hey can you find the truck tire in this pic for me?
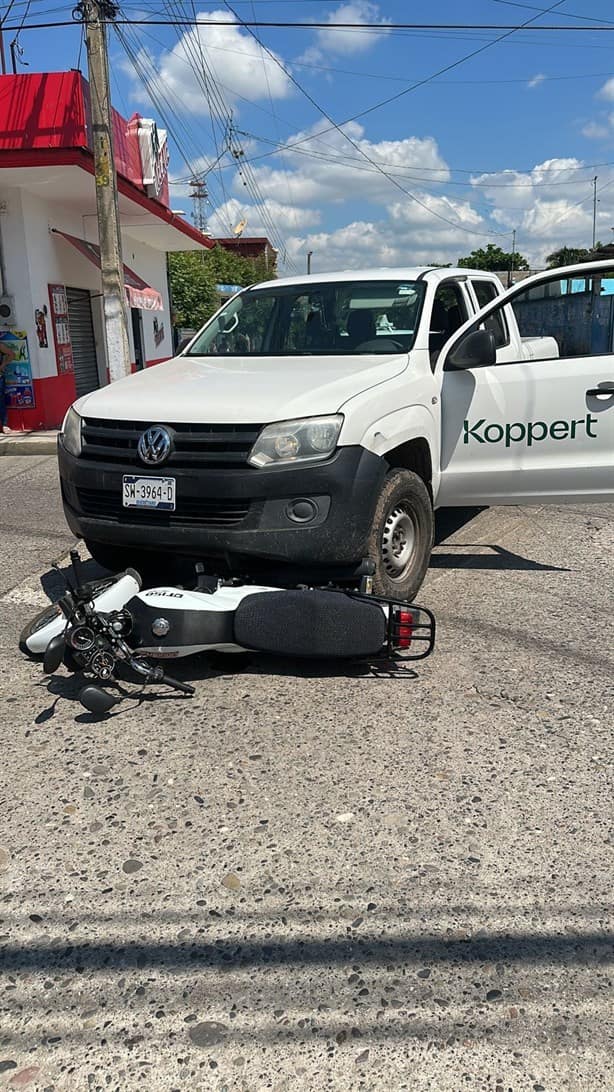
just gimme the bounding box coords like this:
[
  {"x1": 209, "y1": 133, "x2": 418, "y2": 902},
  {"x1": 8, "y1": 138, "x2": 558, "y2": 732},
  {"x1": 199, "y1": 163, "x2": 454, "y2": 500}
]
[{"x1": 366, "y1": 469, "x2": 434, "y2": 601}]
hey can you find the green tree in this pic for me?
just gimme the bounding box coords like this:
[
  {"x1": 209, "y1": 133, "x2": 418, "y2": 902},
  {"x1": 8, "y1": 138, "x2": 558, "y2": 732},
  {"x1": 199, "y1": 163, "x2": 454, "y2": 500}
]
[
  {"x1": 546, "y1": 243, "x2": 605, "y2": 267},
  {"x1": 168, "y1": 245, "x2": 276, "y2": 330},
  {"x1": 458, "y1": 243, "x2": 529, "y2": 271}
]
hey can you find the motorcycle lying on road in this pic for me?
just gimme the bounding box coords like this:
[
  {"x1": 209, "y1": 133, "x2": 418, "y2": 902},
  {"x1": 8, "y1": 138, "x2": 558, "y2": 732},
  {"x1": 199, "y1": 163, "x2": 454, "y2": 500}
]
[{"x1": 20, "y1": 551, "x2": 436, "y2": 716}]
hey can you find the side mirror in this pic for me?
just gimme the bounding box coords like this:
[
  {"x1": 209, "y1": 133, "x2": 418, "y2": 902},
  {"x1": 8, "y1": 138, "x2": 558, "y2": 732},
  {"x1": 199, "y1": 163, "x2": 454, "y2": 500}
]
[
  {"x1": 176, "y1": 336, "x2": 192, "y2": 354},
  {"x1": 446, "y1": 328, "x2": 496, "y2": 370}
]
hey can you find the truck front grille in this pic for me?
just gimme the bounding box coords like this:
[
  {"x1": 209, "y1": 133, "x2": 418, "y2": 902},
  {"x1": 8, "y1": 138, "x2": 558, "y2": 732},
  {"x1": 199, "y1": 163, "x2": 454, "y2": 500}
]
[
  {"x1": 81, "y1": 418, "x2": 262, "y2": 469},
  {"x1": 76, "y1": 487, "x2": 252, "y2": 528}
]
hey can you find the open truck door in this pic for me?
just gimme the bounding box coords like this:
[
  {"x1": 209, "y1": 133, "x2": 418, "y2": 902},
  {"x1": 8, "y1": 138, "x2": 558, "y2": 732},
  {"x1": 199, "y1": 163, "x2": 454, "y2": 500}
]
[{"x1": 436, "y1": 261, "x2": 614, "y2": 506}]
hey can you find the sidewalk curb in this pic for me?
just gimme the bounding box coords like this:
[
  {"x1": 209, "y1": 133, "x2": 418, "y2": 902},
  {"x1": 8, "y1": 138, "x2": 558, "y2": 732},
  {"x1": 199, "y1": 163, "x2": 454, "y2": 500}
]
[{"x1": 0, "y1": 432, "x2": 59, "y2": 456}]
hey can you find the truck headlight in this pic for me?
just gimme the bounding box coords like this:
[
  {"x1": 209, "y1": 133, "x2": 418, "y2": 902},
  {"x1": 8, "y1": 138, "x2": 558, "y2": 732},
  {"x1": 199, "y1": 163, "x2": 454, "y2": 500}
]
[
  {"x1": 62, "y1": 406, "x2": 83, "y2": 458},
  {"x1": 248, "y1": 415, "x2": 343, "y2": 467}
]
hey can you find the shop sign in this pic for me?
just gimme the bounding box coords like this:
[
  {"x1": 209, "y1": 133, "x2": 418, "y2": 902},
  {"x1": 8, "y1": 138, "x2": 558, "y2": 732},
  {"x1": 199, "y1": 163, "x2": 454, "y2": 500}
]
[
  {"x1": 138, "y1": 119, "x2": 169, "y2": 201},
  {"x1": 48, "y1": 284, "x2": 74, "y2": 374},
  {"x1": 1, "y1": 331, "x2": 35, "y2": 409}
]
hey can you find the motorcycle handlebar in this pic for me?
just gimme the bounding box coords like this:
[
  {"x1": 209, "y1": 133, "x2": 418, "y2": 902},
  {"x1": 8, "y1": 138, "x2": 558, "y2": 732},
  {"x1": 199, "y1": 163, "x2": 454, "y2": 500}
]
[{"x1": 160, "y1": 674, "x2": 195, "y2": 696}]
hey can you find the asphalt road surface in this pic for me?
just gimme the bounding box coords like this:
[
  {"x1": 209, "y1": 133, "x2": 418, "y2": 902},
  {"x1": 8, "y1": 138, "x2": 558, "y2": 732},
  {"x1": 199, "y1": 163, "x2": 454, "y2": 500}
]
[{"x1": 0, "y1": 455, "x2": 612, "y2": 1091}]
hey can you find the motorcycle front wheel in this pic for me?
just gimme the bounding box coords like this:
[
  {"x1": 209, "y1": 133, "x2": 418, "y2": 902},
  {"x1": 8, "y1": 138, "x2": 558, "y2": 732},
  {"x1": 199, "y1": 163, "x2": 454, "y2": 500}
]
[{"x1": 19, "y1": 573, "x2": 121, "y2": 660}]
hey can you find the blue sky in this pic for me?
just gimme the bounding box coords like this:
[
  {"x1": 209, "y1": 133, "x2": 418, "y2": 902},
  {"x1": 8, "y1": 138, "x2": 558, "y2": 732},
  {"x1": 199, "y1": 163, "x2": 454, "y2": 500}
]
[{"x1": 9, "y1": 0, "x2": 614, "y2": 272}]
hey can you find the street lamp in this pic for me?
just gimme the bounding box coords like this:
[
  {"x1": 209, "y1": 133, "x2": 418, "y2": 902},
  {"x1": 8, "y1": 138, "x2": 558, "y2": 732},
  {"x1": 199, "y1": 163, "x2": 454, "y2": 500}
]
[{"x1": 307, "y1": 251, "x2": 313, "y2": 274}]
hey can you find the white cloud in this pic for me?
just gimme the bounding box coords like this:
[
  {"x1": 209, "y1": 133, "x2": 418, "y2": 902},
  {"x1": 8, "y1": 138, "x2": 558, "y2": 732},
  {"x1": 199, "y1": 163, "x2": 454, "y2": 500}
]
[
  {"x1": 581, "y1": 79, "x2": 614, "y2": 141},
  {"x1": 470, "y1": 157, "x2": 614, "y2": 263},
  {"x1": 527, "y1": 73, "x2": 546, "y2": 89},
  {"x1": 170, "y1": 119, "x2": 614, "y2": 274},
  {"x1": 283, "y1": 202, "x2": 488, "y2": 275},
  {"x1": 582, "y1": 120, "x2": 611, "y2": 141},
  {"x1": 243, "y1": 121, "x2": 451, "y2": 208},
  {"x1": 597, "y1": 77, "x2": 614, "y2": 102},
  {"x1": 204, "y1": 190, "x2": 490, "y2": 275},
  {"x1": 125, "y1": 10, "x2": 293, "y2": 116},
  {"x1": 298, "y1": 1, "x2": 390, "y2": 64},
  {"x1": 207, "y1": 197, "x2": 322, "y2": 238}
]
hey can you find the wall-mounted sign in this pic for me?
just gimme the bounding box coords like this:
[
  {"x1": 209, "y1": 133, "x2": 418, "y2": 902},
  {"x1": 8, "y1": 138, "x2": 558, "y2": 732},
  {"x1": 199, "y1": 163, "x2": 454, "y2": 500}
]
[
  {"x1": 48, "y1": 283, "x2": 74, "y2": 374},
  {"x1": 137, "y1": 119, "x2": 170, "y2": 203},
  {"x1": 1, "y1": 330, "x2": 35, "y2": 409}
]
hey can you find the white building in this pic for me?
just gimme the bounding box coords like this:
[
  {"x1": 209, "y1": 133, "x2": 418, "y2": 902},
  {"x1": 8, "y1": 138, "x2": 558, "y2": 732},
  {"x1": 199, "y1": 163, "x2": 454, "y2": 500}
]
[{"x1": 0, "y1": 70, "x2": 211, "y2": 430}]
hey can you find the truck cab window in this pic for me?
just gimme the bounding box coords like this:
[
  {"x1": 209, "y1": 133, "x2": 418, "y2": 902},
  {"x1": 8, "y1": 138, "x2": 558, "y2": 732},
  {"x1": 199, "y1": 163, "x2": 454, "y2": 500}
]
[
  {"x1": 186, "y1": 280, "x2": 427, "y2": 357},
  {"x1": 429, "y1": 283, "x2": 469, "y2": 365},
  {"x1": 471, "y1": 279, "x2": 509, "y2": 349},
  {"x1": 512, "y1": 270, "x2": 614, "y2": 358}
]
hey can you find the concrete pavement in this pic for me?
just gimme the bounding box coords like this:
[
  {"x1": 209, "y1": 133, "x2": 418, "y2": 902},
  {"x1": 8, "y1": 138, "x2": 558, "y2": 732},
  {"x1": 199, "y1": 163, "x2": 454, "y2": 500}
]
[
  {"x1": 0, "y1": 456, "x2": 612, "y2": 1090},
  {"x1": 0, "y1": 432, "x2": 58, "y2": 457}
]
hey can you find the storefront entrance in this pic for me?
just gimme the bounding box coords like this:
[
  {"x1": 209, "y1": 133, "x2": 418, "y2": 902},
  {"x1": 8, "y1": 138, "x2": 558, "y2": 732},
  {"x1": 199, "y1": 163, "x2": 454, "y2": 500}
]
[{"x1": 66, "y1": 287, "x2": 99, "y2": 397}]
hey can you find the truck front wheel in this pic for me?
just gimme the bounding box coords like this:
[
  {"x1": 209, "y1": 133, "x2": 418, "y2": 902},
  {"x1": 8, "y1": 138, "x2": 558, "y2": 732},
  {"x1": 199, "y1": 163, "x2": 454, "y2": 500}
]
[{"x1": 367, "y1": 469, "x2": 434, "y2": 601}]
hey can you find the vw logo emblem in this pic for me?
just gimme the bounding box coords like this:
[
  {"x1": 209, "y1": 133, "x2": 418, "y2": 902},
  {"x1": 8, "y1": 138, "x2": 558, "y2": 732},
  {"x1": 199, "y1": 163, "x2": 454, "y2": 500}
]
[{"x1": 137, "y1": 425, "x2": 172, "y2": 466}]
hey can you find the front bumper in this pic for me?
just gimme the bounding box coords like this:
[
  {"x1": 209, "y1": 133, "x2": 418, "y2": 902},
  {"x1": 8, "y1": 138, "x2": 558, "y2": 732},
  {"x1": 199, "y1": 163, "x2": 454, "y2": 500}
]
[{"x1": 58, "y1": 439, "x2": 387, "y2": 568}]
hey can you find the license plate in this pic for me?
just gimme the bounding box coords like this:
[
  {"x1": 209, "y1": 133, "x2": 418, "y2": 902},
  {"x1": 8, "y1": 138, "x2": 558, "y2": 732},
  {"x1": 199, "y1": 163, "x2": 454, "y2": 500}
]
[{"x1": 122, "y1": 475, "x2": 176, "y2": 511}]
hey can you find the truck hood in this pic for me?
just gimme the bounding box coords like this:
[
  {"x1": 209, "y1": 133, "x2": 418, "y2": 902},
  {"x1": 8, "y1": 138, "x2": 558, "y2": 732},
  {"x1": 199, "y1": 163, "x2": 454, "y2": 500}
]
[{"x1": 75, "y1": 352, "x2": 408, "y2": 424}]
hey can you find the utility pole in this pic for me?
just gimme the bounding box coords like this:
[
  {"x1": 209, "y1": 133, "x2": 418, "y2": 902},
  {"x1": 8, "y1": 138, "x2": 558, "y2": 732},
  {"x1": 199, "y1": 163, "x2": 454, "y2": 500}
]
[
  {"x1": 592, "y1": 176, "x2": 598, "y2": 250},
  {"x1": 82, "y1": 0, "x2": 131, "y2": 382},
  {"x1": 507, "y1": 229, "x2": 516, "y2": 288},
  {"x1": 0, "y1": 10, "x2": 6, "y2": 75},
  {"x1": 307, "y1": 250, "x2": 313, "y2": 274}
]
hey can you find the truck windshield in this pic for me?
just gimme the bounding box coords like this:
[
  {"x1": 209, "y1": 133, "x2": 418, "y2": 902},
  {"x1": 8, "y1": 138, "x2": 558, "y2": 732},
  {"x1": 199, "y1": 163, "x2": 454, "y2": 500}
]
[{"x1": 185, "y1": 280, "x2": 426, "y2": 356}]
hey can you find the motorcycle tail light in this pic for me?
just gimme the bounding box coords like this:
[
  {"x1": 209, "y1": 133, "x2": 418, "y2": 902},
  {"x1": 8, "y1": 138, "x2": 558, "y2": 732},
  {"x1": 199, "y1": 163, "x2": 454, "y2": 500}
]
[{"x1": 396, "y1": 609, "x2": 414, "y2": 648}]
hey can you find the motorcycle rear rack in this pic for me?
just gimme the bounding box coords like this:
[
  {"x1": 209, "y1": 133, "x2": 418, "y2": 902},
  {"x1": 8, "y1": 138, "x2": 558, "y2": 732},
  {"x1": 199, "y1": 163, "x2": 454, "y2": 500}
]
[{"x1": 342, "y1": 591, "x2": 436, "y2": 661}]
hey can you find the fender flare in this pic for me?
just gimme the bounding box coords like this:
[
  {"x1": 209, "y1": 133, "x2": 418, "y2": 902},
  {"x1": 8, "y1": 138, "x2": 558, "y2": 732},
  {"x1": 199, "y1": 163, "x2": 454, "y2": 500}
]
[{"x1": 358, "y1": 405, "x2": 440, "y2": 497}]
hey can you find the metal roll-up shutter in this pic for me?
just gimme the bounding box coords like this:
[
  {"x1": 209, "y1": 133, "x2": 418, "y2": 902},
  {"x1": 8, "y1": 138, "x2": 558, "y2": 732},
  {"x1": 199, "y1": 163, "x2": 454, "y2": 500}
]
[{"x1": 66, "y1": 287, "x2": 99, "y2": 397}]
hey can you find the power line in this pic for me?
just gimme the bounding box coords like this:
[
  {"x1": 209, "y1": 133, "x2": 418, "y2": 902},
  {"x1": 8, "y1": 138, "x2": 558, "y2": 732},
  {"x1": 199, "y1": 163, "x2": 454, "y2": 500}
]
[
  {"x1": 113, "y1": 19, "x2": 235, "y2": 231},
  {"x1": 249, "y1": 0, "x2": 298, "y2": 230},
  {"x1": 7, "y1": 16, "x2": 614, "y2": 31},
  {"x1": 283, "y1": 58, "x2": 613, "y2": 86},
  {"x1": 227, "y1": 132, "x2": 614, "y2": 191},
  {"x1": 164, "y1": 0, "x2": 235, "y2": 223},
  {"x1": 165, "y1": 0, "x2": 293, "y2": 262},
  {"x1": 244, "y1": 144, "x2": 614, "y2": 178},
  {"x1": 130, "y1": 27, "x2": 614, "y2": 87},
  {"x1": 489, "y1": 0, "x2": 614, "y2": 26},
  {"x1": 532, "y1": 176, "x2": 614, "y2": 234},
  {"x1": 209, "y1": 0, "x2": 568, "y2": 240},
  {"x1": 198, "y1": 0, "x2": 570, "y2": 174},
  {"x1": 149, "y1": 0, "x2": 296, "y2": 267},
  {"x1": 110, "y1": 9, "x2": 614, "y2": 251},
  {"x1": 114, "y1": 16, "x2": 238, "y2": 229}
]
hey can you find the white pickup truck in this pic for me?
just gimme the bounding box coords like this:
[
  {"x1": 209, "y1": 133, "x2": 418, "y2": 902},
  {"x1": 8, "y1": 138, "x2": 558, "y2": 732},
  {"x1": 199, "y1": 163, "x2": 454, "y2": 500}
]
[{"x1": 58, "y1": 261, "x2": 614, "y2": 598}]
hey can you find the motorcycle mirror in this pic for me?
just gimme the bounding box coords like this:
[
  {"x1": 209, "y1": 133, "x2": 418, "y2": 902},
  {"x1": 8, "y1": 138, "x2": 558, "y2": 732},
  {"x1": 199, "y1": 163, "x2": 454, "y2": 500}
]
[
  {"x1": 43, "y1": 633, "x2": 66, "y2": 674},
  {"x1": 79, "y1": 686, "x2": 120, "y2": 715}
]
